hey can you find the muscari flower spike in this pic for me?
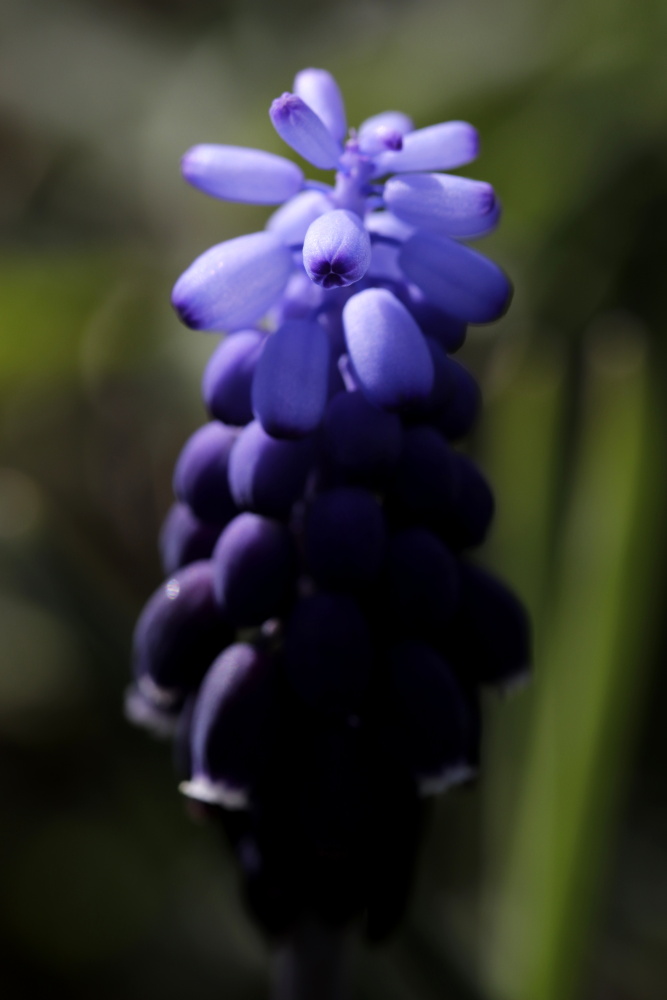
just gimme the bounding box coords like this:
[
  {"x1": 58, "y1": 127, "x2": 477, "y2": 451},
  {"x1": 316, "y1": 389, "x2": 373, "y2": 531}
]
[{"x1": 129, "y1": 67, "x2": 530, "y2": 943}]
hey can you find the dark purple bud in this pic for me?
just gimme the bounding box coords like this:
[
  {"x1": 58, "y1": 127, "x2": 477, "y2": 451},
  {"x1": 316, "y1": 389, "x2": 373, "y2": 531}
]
[
  {"x1": 373, "y1": 120, "x2": 479, "y2": 176},
  {"x1": 181, "y1": 643, "x2": 276, "y2": 808},
  {"x1": 403, "y1": 337, "x2": 455, "y2": 418},
  {"x1": 132, "y1": 560, "x2": 229, "y2": 700},
  {"x1": 285, "y1": 593, "x2": 373, "y2": 711},
  {"x1": 404, "y1": 287, "x2": 467, "y2": 353},
  {"x1": 202, "y1": 330, "x2": 266, "y2": 427},
  {"x1": 212, "y1": 513, "x2": 296, "y2": 626},
  {"x1": 173, "y1": 421, "x2": 238, "y2": 525},
  {"x1": 432, "y1": 358, "x2": 482, "y2": 440},
  {"x1": 252, "y1": 320, "x2": 330, "y2": 439},
  {"x1": 181, "y1": 144, "x2": 303, "y2": 204},
  {"x1": 172, "y1": 232, "x2": 293, "y2": 332},
  {"x1": 384, "y1": 173, "x2": 497, "y2": 237},
  {"x1": 270, "y1": 93, "x2": 342, "y2": 169},
  {"x1": 446, "y1": 453, "x2": 495, "y2": 550},
  {"x1": 303, "y1": 209, "x2": 371, "y2": 289},
  {"x1": 322, "y1": 389, "x2": 403, "y2": 485},
  {"x1": 293, "y1": 68, "x2": 347, "y2": 143},
  {"x1": 305, "y1": 487, "x2": 386, "y2": 590},
  {"x1": 386, "y1": 425, "x2": 458, "y2": 529},
  {"x1": 445, "y1": 563, "x2": 531, "y2": 690},
  {"x1": 390, "y1": 641, "x2": 477, "y2": 792},
  {"x1": 159, "y1": 502, "x2": 223, "y2": 574},
  {"x1": 228, "y1": 419, "x2": 315, "y2": 522},
  {"x1": 399, "y1": 231, "x2": 512, "y2": 324},
  {"x1": 343, "y1": 288, "x2": 434, "y2": 409},
  {"x1": 387, "y1": 528, "x2": 460, "y2": 640}
]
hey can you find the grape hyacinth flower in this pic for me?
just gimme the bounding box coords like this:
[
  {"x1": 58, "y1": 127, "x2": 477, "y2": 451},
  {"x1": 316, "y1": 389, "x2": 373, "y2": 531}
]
[{"x1": 128, "y1": 67, "x2": 530, "y2": 963}]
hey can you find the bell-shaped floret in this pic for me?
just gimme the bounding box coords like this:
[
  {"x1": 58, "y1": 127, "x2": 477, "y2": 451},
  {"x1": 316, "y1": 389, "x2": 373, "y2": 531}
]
[
  {"x1": 386, "y1": 426, "x2": 458, "y2": 529},
  {"x1": 228, "y1": 420, "x2": 315, "y2": 519},
  {"x1": 445, "y1": 563, "x2": 531, "y2": 690},
  {"x1": 132, "y1": 560, "x2": 230, "y2": 701},
  {"x1": 173, "y1": 421, "x2": 238, "y2": 525},
  {"x1": 285, "y1": 593, "x2": 373, "y2": 710},
  {"x1": 322, "y1": 390, "x2": 403, "y2": 486},
  {"x1": 387, "y1": 528, "x2": 460, "y2": 640},
  {"x1": 181, "y1": 643, "x2": 276, "y2": 808},
  {"x1": 252, "y1": 320, "x2": 330, "y2": 439},
  {"x1": 389, "y1": 641, "x2": 477, "y2": 792},
  {"x1": 293, "y1": 68, "x2": 347, "y2": 143},
  {"x1": 181, "y1": 145, "x2": 304, "y2": 204},
  {"x1": 266, "y1": 189, "x2": 332, "y2": 247},
  {"x1": 373, "y1": 121, "x2": 479, "y2": 176},
  {"x1": 403, "y1": 287, "x2": 467, "y2": 353},
  {"x1": 212, "y1": 512, "x2": 296, "y2": 626},
  {"x1": 305, "y1": 487, "x2": 386, "y2": 590},
  {"x1": 202, "y1": 330, "x2": 266, "y2": 427},
  {"x1": 159, "y1": 502, "x2": 223, "y2": 574},
  {"x1": 384, "y1": 173, "x2": 497, "y2": 238},
  {"x1": 446, "y1": 453, "x2": 495, "y2": 550},
  {"x1": 403, "y1": 337, "x2": 455, "y2": 419},
  {"x1": 303, "y1": 209, "x2": 372, "y2": 289},
  {"x1": 432, "y1": 358, "x2": 482, "y2": 440},
  {"x1": 342, "y1": 288, "x2": 434, "y2": 409},
  {"x1": 270, "y1": 93, "x2": 342, "y2": 169},
  {"x1": 399, "y1": 231, "x2": 511, "y2": 324},
  {"x1": 172, "y1": 232, "x2": 293, "y2": 332}
]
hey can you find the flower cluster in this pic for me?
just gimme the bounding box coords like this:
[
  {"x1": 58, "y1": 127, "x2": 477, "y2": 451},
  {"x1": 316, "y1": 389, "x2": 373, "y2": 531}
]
[{"x1": 127, "y1": 68, "x2": 530, "y2": 939}]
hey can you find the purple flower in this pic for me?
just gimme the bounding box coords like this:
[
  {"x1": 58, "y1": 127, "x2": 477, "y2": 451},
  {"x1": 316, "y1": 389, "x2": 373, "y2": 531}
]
[{"x1": 131, "y1": 66, "x2": 530, "y2": 942}]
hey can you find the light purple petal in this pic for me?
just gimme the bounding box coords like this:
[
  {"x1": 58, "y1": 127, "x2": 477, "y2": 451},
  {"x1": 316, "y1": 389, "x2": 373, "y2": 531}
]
[
  {"x1": 303, "y1": 209, "x2": 371, "y2": 288},
  {"x1": 270, "y1": 93, "x2": 342, "y2": 169},
  {"x1": 181, "y1": 144, "x2": 303, "y2": 204},
  {"x1": 342, "y1": 288, "x2": 434, "y2": 409},
  {"x1": 172, "y1": 232, "x2": 293, "y2": 332},
  {"x1": 293, "y1": 68, "x2": 347, "y2": 143},
  {"x1": 373, "y1": 121, "x2": 479, "y2": 176},
  {"x1": 252, "y1": 319, "x2": 330, "y2": 438},
  {"x1": 398, "y1": 232, "x2": 512, "y2": 323},
  {"x1": 384, "y1": 173, "x2": 497, "y2": 236},
  {"x1": 266, "y1": 189, "x2": 332, "y2": 246}
]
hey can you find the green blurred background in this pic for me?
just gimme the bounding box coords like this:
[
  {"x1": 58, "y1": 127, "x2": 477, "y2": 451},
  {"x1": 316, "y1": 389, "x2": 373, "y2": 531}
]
[{"x1": 2, "y1": 0, "x2": 667, "y2": 997}]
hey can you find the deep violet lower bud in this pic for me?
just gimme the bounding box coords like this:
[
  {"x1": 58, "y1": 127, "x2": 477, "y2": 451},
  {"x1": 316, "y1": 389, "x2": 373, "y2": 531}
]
[
  {"x1": 228, "y1": 420, "x2": 315, "y2": 519},
  {"x1": 172, "y1": 232, "x2": 293, "y2": 332},
  {"x1": 445, "y1": 562, "x2": 531, "y2": 690},
  {"x1": 343, "y1": 288, "x2": 434, "y2": 410},
  {"x1": 387, "y1": 528, "x2": 460, "y2": 641},
  {"x1": 304, "y1": 487, "x2": 386, "y2": 590},
  {"x1": 322, "y1": 390, "x2": 403, "y2": 486},
  {"x1": 172, "y1": 421, "x2": 238, "y2": 525},
  {"x1": 132, "y1": 560, "x2": 230, "y2": 702},
  {"x1": 389, "y1": 642, "x2": 477, "y2": 793},
  {"x1": 182, "y1": 145, "x2": 304, "y2": 204},
  {"x1": 252, "y1": 320, "x2": 330, "y2": 438},
  {"x1": 159, "y1": 502, "x2": 223, "y2": 574},
  {"x1": 285, "y1": 592, "x2": 373, "y2": 711},
  {"x1": 181, "y1": 643, "x2": 276, "y2": 808},
  {"x1": 202, "y1": 330, "x2": 266, "y2": 427},
  {"x1": 212, "y1": 513, "x2": 296, "y2": 626},
  {"x1": 303, "y1": 209, "x2": 372, "y2": 289},
  {"x1": 270, "y1": 93, "x2": 342, "y2": 169}
]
